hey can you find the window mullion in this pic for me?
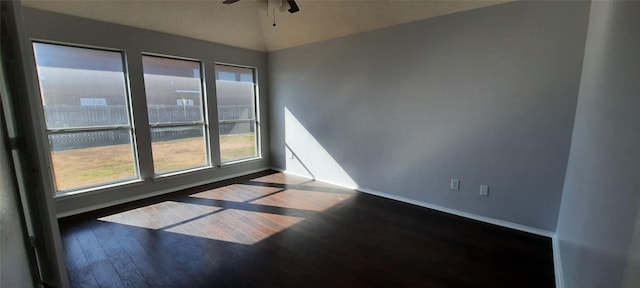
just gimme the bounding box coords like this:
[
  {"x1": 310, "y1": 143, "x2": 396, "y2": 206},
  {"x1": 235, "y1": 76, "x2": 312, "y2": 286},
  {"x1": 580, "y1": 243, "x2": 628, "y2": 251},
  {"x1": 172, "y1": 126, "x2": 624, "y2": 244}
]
[{"x1": 204, "y1": 61, "x2": 221, "y2": 167}]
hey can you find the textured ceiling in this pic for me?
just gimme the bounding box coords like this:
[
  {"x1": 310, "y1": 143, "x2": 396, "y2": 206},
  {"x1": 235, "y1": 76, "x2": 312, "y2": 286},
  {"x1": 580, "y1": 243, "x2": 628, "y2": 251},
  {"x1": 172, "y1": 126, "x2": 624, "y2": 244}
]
[{"x1": 22, "y1": 0, "x2": 507, "y2": 52}]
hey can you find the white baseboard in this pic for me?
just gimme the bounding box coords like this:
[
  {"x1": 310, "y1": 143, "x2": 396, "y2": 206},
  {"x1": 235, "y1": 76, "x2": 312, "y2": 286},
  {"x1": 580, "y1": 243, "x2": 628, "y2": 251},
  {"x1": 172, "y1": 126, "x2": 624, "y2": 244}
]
[
  {"x1": 552, "y1": 235, "x2": 565, "y2": 288},
  {"x1": 57, "y1": 167, "x2": 270, "y2": 218},
  {"x1": 272, "y1": 167, "x2": 359, "y2": 189},
  {"x1": 359, "y1": 184, "x2": 565, "y2": 286},
  {"x1": 271, "y1": 166, "x2": 303, "y2": 177},
  {"x1": 268, "y1": 168, "x2": 565, "y2": 287},
  {"x1": 357, "y1": 186, "x2": 555, "y2": 238},
  {"x1": 275, "y1": 167, "x2": 554, "y2": 237}
]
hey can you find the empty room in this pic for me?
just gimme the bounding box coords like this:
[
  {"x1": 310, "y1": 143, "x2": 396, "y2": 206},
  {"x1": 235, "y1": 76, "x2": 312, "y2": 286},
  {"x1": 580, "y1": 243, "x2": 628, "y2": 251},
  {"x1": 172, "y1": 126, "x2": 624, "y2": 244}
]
[{"x1": 0, "y1": 0, "x2": 638, "y2": 287}]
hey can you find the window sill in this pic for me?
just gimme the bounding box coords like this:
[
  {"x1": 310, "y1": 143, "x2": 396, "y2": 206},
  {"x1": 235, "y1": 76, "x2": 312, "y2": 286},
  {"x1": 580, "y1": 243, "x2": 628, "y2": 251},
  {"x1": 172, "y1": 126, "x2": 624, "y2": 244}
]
[
  {"x1": 219, "y1": 157, "x2": 263, "y2": 168},
  {"x1": 152, "y1": 165, "x2": 213, "y2": 182},
  {"x1": 54, "y1": 179, "x2": 144, "y2": 200}
]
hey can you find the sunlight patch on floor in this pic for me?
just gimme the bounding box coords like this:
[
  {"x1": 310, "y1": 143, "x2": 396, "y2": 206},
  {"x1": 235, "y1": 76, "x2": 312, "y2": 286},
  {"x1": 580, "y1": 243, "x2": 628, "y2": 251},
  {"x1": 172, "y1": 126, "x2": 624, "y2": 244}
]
[
  {"x1": 251, "y1": 189, "x2": 353, "y2": 212},
  {"x1": 190, "y1": 184, "x2": 282, "y2": 202},
  {"x1": 165, "y1": 209, "x2": 304, "y2": 245},
  {"x1": 98, "y1": 201, "x2": 221, "y2": 230},
  {"x1": 250, "y1": 173, "x2": 311, "y2": 185},
  {"x1": 97, "y1": 173, "x2": 354, "y2": 245}
]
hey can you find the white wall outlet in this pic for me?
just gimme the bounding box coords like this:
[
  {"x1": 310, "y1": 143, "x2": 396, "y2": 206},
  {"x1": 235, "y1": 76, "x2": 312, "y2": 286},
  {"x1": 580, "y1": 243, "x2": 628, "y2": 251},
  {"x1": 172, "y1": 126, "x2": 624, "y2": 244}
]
[
  {"x1": 480, "y1": 185, "x2": 489, "y2": 196},
  {"x1": 450, "y1": 179, "x2": 460, "y2": 190}
]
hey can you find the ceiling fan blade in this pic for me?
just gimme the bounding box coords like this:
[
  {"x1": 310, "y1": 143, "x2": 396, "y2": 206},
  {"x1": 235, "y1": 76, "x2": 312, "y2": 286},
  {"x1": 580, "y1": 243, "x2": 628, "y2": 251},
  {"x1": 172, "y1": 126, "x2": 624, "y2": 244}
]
[
  {"x1": 286, "y1": 0, "x2": 299, "y2": 13},
  {"x1": 222, "y1": 0, "x2": 240, "y2": 4}
]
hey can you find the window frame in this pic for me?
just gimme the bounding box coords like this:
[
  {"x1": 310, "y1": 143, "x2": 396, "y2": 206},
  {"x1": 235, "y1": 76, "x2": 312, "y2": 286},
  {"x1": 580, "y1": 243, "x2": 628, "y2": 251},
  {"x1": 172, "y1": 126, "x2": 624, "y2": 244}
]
[
  {"x1": 141, "y1": 53, "x2": 211, "y2": 176},
  {"x1": 32, "y1": 41, "x2": 141, "y2": 194},
  {"x1": 215, "y1": 63, "x2": 261, "y2": 166}
]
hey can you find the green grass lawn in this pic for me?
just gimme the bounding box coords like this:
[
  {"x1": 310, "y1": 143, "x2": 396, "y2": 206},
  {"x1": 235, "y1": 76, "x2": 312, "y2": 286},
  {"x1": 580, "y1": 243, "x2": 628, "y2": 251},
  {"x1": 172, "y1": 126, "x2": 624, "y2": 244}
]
[
  {"x1": 51, "y1": 133, "x2": 256, "y2": 191},
  {"x1": 219, "y1": 133, "x2": 257, "y2": 162}
]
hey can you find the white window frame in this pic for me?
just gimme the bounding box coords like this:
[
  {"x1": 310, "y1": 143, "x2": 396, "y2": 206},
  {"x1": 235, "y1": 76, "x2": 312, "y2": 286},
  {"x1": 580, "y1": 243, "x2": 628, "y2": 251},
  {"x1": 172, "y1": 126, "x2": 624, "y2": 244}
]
[
  {"x1": 32, "y1": 42, "x2": 139, "y2": 194},
  {"x1": 215, "y1": 63, "x2": 261, "y2": 165},
  {"x1": 142, "y1": 54, "x2": 210, "y2": 176}
]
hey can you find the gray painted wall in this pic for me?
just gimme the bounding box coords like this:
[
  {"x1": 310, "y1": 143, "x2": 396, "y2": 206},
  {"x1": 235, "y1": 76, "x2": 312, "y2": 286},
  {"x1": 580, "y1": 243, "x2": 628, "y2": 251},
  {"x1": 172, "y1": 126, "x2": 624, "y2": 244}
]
[
  {"x1": 0, "y1": 112, "x2": 34, "y2": 287},
  {"x1": 269, "y1": 1, "x2": 589, "y2": 231},
  {"x1": 22, "y1": 8, "x2": 271, "y2": 216},
  {"x1": 556, "y1": 1, "x2": 640, "y2": 287}
]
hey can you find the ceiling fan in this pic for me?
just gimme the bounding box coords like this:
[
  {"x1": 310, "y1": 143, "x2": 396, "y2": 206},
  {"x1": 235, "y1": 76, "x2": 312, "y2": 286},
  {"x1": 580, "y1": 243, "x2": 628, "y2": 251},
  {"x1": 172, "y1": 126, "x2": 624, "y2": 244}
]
[{"x1": 222, "y1": 0, "x2": 300, "y2": 13}]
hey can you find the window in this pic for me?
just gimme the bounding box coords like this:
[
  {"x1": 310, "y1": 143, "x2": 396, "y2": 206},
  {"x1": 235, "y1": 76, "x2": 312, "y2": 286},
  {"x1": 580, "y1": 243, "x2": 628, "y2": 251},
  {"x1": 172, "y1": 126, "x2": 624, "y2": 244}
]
[
  {"x1": 215, "y1": 64, "x2": 259, "y2": 163},
  {"x1": 142, "y1": 55, "x2": 208, "y2": 174},
  {"x1": 33, "y1": 43, "x2": 138, "y2": 192}
]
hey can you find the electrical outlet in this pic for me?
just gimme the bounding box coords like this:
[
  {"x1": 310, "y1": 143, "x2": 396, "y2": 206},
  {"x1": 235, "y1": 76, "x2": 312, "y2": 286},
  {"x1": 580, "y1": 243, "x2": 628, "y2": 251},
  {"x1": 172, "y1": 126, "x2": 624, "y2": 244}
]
[
  {"x1": 450, "y1": 179, "x2": 460, "y2": 190},
  {"x1": 480, "y1": 185, "x2": 489, "y2": 196}
]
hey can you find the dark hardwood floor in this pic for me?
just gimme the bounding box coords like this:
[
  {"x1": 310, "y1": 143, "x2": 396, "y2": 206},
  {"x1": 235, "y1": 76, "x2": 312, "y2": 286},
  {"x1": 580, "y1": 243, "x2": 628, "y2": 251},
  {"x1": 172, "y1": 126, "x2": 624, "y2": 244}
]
[{"x1": 58, "y1": 170, "x2": 555, "y2": 288}]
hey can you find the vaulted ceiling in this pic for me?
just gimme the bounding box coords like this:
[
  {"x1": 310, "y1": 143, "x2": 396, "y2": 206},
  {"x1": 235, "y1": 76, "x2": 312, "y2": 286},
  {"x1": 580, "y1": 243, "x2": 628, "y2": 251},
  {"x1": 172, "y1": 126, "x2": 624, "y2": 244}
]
[{"x1": 22, "y1": 0, "x2": 507, "y2": 52}]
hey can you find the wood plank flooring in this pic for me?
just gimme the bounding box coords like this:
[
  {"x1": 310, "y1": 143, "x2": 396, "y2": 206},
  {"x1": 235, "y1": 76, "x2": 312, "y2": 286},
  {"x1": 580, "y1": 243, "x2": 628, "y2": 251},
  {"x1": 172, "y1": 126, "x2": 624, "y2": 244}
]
[{"x1": 58, "y1": 170, "x2": 555, "y2": 288}]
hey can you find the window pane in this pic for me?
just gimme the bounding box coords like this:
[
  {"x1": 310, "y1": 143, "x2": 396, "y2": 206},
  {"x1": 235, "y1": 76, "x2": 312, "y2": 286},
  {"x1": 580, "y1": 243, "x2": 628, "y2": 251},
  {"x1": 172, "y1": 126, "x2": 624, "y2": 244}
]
[
  {"x1": 33, "y1": 43, "x2": 130, "y2": 129},
  {"x1": 151, "y1": 126, "x2": 207, "y2": 174},
  {"x1": 33, "y1": 43, "x2": 139, "y2": 192},
  {"x1": 49, "y1": 130, "x2": 136, "y2": 191},
  {"x1": 143, "y1": 56, "x2": 203, "y2": 124},
  {"x1": 143, "y1": 55, "x2": 208, "y2": 175},
  {"x1": 219, "y1": 122, "x2": 257, "y2": 162},
  {"x1": 216, "y1": 64, "x2": 258, "y2": 163},
  {"x1": 215, "y1": 65, "x2": 255, "y2": 121}
]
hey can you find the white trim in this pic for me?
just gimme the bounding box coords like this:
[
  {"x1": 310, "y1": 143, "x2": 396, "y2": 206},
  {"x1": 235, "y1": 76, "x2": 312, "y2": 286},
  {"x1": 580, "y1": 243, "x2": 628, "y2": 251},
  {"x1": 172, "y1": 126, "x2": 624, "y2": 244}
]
[
  {"x1": 55, "y1": 179, "x2": 145, "y2": 199},
  {"x1": 220, "y1": 156, "x2": 264, "y2": 168},
  {"x1": 275, "y1": 167, "x2": 565, "y2": 285},
  {"x1": 274, "y1": 167, "x2": 554, "y2": 237},
  {"x1": 552, "y1": 235, "x2": 565, "y2": 288},
  {"x1": 153, "y1": 166, "x2": 213, "y2": 182},
  {"x1": 271, "y1": 166, "x2": 295, "y2": 174},
  {"x1": 356, "y1": 186, "x2": 555, "y2": 237},
  {"x1": 56, "y1": 167, "x2": 269, "y2": 218},
  {"x1": 273, "y1": 168, "x2": 358, "y2": 189},
  {"x1": 271, "y1": 167, "x2": 306, "y2": 178}
]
